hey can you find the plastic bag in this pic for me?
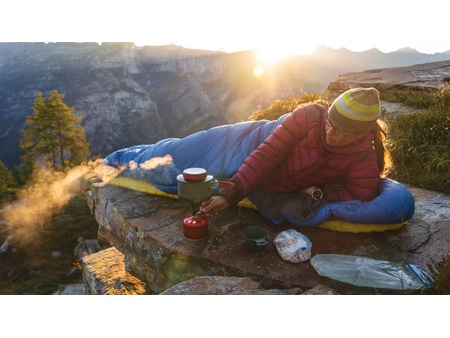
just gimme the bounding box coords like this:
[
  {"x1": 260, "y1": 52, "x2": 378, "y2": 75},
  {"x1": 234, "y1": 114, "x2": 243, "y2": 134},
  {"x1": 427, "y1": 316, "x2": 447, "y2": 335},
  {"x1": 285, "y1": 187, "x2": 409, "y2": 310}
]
[
  {"x1": 311, "y1": 254, "x2": 433, "y2": 290},
  {"x1": 273, "y1": 229, "x2": 312, "y2": 263}
]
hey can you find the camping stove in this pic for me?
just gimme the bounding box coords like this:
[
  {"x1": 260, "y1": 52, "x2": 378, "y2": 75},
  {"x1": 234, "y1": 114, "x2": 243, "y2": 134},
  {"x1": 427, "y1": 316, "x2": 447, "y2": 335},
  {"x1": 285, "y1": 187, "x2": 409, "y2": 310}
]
[
  {"x1": 176, "y1": 168, "x2": 235, "y2": 241},
  {"x1": 177, "y1": 168, "x2": 213, "y2": 241}
]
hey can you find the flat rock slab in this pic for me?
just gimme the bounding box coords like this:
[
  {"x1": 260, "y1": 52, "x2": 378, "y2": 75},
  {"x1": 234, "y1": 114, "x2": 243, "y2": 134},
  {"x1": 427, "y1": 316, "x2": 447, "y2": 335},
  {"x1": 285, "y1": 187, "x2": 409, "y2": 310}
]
[
  {"x1": 327, "y1": 60, "x2": 450, "y2": 91},
  {"x1": 88, "y1": 181, "x2": 450, "y2": 295}
]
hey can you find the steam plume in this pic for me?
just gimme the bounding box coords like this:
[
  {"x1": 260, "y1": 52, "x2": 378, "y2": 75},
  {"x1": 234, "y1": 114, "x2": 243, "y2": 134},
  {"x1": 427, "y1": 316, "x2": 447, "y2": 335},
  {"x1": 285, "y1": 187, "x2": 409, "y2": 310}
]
[{"x1": 1, "y1": 159, "x2": 107, "y2": 245}]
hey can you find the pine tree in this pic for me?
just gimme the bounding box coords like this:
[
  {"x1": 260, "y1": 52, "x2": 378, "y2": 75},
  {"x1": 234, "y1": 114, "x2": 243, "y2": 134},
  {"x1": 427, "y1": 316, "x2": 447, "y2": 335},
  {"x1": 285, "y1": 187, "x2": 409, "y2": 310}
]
[
  {"x1": 20, "y1": 90, "x2": 90, "y2": 172},
  {"x1": 0, "y1": 160, "x2": 16, "y2": 199}
]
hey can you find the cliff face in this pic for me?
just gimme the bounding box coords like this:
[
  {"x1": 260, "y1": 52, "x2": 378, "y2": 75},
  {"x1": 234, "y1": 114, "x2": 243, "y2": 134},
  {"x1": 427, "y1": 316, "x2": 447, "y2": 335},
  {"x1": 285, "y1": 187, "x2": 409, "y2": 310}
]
[
  {"x1": 0, "y1": 42, "x2": 318, "y2": 168},
  {"x1": 1, "y1": 42, "x2": 449, "y2": 169}
]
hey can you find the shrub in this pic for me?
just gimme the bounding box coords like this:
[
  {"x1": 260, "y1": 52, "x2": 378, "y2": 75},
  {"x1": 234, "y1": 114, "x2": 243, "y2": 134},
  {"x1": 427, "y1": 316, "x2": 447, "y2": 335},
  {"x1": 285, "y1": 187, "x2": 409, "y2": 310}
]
[
  {"x1": 381, "y1": 87, "x2": 435, "y2": 109},
  {"x1": 388, "y1": 88, "x2": 450, "y2": 193},
  {"x1": 248, "y1": 93, "x2": 330, "y2": 121}
]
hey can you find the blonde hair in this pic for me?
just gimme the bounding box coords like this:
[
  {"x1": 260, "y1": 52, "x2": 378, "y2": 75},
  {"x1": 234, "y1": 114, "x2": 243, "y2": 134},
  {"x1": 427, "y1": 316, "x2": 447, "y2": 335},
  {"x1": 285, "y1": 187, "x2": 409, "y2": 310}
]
[{"x1": 373, "y1": 120, "x2": 394, "y2": 177}]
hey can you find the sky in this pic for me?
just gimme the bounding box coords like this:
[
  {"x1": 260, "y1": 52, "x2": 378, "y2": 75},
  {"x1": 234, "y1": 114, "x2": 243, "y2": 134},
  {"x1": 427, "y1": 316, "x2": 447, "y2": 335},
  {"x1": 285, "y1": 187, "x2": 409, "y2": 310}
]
[{"x1": 1, "y1": 0, "x2": 448, "y2": 61}]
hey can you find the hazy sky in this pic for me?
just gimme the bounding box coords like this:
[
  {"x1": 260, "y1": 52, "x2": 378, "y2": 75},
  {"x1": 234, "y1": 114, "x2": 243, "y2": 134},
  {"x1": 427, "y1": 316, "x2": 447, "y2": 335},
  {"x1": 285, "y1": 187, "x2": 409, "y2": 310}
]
[{"x1": 2, "y1": 0, "x2": 448, "y2": 60}]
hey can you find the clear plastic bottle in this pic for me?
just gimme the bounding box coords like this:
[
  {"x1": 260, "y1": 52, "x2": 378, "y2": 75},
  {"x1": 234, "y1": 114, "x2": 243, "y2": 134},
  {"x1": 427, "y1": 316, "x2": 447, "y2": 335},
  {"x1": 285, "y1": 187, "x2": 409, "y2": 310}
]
[{"x1": 310, "y1": 254, "x2": 432, "y2": 290}]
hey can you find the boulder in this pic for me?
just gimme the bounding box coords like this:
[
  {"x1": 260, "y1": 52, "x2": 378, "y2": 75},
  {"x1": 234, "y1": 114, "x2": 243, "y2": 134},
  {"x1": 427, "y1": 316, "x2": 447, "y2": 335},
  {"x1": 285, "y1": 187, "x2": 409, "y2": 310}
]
[{"x1": 82, "y1": 246, "x2": 146, "y2": 295}]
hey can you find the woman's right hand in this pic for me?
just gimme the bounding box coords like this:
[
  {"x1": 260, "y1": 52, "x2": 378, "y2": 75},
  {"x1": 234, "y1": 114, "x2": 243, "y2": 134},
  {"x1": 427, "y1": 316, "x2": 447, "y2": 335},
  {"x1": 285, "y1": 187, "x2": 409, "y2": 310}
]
[{"x1": 199, "y1": 196, "x2": 230, "y2": 217}]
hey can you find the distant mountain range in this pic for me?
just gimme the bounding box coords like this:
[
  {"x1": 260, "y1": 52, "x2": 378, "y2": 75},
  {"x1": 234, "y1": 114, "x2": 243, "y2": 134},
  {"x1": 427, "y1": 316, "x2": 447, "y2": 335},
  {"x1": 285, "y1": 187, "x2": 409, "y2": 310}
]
[
  {"x1": 1, "y1": 42, "x2": 449, "y2": 169},
  {"x1": 299, "y1": 45, "x2": 450, "y2": 87},
  {"x1": 309, "y1": 45, "x2": 450, "y2": 66}
]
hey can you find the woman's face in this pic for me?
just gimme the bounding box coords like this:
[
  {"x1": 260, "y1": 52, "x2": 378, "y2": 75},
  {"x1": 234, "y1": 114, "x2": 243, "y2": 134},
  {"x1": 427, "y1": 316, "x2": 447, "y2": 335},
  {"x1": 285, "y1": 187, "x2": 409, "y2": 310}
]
[{"x1": 325, "y1": 117, "x2": 366, "y2": 147}]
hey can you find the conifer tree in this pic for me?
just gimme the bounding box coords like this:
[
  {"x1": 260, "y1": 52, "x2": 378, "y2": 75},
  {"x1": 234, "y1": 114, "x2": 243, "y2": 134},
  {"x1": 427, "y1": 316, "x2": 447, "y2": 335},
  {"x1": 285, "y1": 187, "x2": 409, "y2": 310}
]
[
  {"x1": 20, "y1": 90, "x2": 90, "y2": 172},
  {"x1": 0, "y1": 160, "x2": 16, "y2": 199}
]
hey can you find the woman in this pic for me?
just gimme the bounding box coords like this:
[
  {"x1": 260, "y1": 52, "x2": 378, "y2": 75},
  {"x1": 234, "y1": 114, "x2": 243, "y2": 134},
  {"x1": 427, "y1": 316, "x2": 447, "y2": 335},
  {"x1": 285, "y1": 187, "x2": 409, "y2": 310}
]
[{"x1": 200, "y1": 87, "x2": 392, "y2": 217}]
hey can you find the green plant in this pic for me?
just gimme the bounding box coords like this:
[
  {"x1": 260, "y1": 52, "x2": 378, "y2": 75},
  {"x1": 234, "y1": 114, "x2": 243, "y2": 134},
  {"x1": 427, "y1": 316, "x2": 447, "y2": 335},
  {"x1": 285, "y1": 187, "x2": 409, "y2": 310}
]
[
  {"x1": 427, "y1": 253, "x2": 450, "y2": 294},
  {"x1": 431, "y1": 84, "x2": 450, "y2": 113},
  {"x1": 388, "y1": 91, "x2": 450, "y2": 194},
  {"x1": 381, "y1": 87, "x2": 435, "y2": 109},
  {"x1": 20, "y1": 90, "x2": 90, "y2": 174},
  {"x1": 0, "y1": 160, "x2": 17, "y2": 201},
  {"x1": 248, "y1": 93, "x2": 330, "y2": 121}
]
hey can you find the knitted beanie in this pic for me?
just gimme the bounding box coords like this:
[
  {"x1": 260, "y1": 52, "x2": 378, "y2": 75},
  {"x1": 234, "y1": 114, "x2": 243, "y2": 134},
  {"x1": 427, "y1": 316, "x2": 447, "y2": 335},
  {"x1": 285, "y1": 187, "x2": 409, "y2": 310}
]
[{"x1": 328, "y1": 87, "x2": 381, "y2": 133}]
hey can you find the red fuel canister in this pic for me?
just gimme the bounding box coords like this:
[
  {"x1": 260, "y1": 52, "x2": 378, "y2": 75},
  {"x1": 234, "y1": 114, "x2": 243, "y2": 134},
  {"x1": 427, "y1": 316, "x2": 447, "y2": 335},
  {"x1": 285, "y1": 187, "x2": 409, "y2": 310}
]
[{"x1": 183, "y1": 214, "x2": 209, "y2": 241}]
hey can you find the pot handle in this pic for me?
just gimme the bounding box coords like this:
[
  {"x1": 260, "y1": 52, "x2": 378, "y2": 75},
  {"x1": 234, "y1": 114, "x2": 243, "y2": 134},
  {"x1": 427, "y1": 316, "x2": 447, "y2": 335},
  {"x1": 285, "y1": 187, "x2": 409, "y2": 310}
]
[
  {"x1": 218, "y1": 181, "x2": 236, "y2": 189},
  {"x1": 256, "y1": 238, "x2": 268, "y2": 246}
]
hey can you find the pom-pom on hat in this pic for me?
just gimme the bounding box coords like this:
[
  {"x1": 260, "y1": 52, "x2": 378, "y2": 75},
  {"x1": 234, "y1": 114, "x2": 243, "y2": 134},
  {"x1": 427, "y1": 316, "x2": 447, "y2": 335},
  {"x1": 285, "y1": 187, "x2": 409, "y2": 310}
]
[{"x1": 328, "y1": 87, "x2": 381, "y2": 133}]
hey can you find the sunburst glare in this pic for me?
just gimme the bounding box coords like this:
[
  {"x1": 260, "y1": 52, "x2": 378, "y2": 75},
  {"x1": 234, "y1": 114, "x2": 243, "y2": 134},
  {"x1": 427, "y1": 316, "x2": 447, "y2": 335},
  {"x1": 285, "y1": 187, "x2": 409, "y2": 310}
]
[{"x1": 255, "y1": 47, "x2": 288, "y2": 65}]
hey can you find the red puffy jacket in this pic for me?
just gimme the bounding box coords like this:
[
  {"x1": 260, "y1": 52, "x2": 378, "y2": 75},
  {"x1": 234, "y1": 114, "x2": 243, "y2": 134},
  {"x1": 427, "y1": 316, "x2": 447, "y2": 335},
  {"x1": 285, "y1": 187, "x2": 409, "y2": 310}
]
[{"x1": 221, "y1": 104, "x2": 381, "y2": 204}]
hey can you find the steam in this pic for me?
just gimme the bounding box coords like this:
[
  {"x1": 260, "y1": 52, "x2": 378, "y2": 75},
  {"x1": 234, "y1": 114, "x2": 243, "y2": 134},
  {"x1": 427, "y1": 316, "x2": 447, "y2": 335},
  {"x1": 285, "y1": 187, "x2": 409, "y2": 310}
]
[
  {"x1": 138, "y1": 155, "x2": 173, "y2": 170},
  {"x1": 0, "y1": 154, "x2": 177, "y2": 248},
  {"x1": 1, "y1": 159, "x2": 109, "y2": 246},
  {"x1": 118, "y1": 154, "x2": 179, "y2": 186}
]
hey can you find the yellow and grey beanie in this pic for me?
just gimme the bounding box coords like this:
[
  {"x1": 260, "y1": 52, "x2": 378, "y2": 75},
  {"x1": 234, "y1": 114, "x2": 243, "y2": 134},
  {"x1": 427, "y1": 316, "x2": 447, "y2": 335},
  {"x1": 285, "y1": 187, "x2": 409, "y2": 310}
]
[{"x1": 328, "y1": 87, "x2": 380, "y2": 133}]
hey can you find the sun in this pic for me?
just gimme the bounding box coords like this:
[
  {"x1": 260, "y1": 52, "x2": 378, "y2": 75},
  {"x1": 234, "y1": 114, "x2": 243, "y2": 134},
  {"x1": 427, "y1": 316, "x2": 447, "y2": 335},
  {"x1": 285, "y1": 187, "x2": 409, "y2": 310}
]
[
  {"x1": 255, "y1": 47, "x2": 288, "y2": 65},
  {"x1": 252, "y1": 48, "x2": 290, "y2": 77}
]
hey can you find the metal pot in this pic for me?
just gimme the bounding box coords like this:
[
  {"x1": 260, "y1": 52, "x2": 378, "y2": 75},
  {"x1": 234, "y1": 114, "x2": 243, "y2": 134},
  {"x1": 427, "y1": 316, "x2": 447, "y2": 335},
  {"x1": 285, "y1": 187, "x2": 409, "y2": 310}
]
[{"x1": 176, "y1": 168, "x2": 235, "y2": 205}]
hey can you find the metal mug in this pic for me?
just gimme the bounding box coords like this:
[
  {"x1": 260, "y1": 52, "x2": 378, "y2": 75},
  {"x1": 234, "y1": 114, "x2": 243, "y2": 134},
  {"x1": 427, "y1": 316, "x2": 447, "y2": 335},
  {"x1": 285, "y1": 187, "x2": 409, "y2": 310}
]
[{"x1": 243, "y1": 226, "x2": 269, "y2": 251}]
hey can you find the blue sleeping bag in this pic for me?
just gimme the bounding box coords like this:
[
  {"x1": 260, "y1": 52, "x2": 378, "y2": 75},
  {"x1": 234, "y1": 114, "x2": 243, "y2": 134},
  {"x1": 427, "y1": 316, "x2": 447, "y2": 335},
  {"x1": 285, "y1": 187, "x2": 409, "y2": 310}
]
[
  {"x1": 105, "y1": 118, "x2": 283, "y2": 191},
  {"x1": 104, "y1": 115, "x2": 415, "y2": 227}
]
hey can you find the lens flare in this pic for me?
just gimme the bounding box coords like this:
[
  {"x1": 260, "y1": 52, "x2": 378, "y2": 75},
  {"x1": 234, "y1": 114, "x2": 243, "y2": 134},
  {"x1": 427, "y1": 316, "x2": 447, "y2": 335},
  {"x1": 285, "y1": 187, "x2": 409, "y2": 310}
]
[{"x1": 253, "y1": 64, "x2": 265, "y2": 77}]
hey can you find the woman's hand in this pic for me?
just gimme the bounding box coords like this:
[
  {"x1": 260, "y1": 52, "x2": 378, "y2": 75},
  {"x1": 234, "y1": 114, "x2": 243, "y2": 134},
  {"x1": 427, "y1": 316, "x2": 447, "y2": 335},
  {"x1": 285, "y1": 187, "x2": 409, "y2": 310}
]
[{"x1": 200, "y1": 196, "x2": 230, "y2": 217}]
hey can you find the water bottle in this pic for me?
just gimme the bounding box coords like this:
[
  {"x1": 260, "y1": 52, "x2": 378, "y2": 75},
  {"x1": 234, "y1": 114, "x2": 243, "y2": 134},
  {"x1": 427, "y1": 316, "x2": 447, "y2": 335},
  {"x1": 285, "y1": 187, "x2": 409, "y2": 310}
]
[{"x1": 310, "y1": 254, "x2": 432, "y2": 290}]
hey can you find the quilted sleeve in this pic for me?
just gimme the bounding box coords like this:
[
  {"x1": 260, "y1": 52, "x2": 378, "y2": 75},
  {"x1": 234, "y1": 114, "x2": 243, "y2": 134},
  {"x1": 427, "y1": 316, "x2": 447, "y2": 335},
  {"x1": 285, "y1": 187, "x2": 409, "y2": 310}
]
[
  {"x1": 346, "y1": 153, "x2": 381, "y2": 201},
  {"x1": 323, "y1": 151, "x2": 381, "y2": 202}
]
